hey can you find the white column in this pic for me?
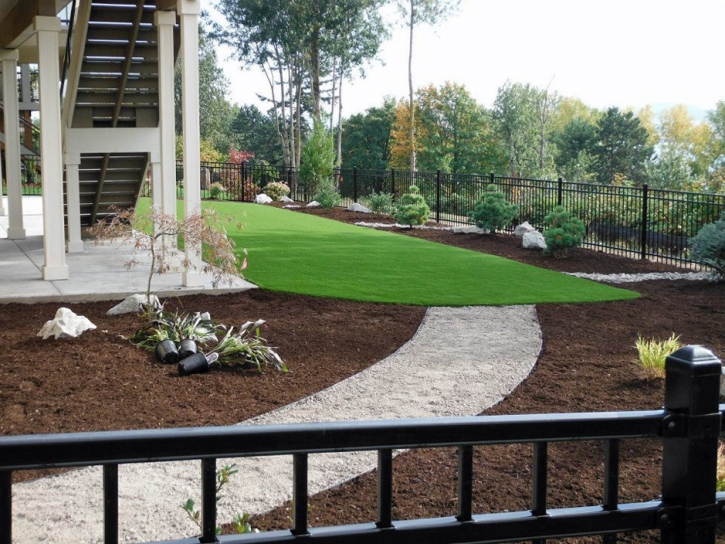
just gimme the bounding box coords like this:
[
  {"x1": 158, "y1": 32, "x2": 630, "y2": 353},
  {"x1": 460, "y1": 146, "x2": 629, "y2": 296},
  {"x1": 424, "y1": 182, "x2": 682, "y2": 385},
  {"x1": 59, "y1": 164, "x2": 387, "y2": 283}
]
[
  {"x1": 35, "y1": 16, "x2": 69, "y2": 280},
  {"x1": 2, "y1": 50, "x2": 25, "y2": 238},
  {"x1": 155, "y1": 10, "x2": 177, "y2": 250},
  {"x1": 178, "y1": 0, "x2": 203, "y2": 286},
  {"x1": 65, "y1": 152, "x2": 84, "y2": 253}
]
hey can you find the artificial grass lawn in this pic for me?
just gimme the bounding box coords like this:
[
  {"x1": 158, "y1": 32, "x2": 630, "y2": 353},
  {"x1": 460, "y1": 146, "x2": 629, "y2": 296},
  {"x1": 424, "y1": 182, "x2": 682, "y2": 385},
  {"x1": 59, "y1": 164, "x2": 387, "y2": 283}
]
[{"x1": 191, "y1": 201, "x2": 638, "y2": 307}]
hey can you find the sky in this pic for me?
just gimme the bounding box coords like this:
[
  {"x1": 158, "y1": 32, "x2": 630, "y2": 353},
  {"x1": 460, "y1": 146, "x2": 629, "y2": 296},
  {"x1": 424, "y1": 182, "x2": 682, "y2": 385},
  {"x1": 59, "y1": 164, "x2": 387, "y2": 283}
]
[{"x1": 214, "y1": 0, "x2": 724, "y2": 121}]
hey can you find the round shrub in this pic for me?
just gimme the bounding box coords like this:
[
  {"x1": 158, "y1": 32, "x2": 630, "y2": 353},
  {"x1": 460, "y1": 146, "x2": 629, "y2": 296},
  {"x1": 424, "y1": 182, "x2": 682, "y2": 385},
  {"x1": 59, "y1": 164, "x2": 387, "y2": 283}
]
[
  {"x1": 209, "y1": 182, "x2": 226, "y2": 200},
  {"x1": 542, "y1": 206, "x2": 586, "y2": 256},
  {"x1": 362, "y1": 191, "x2": 394, "y2": 215},
  {"x1": 314, "y1": 182, "x2": 342, "y2": 210},
  {"x1": 264, "y1": 181, "x2": 290, "y2": 201},
  {"x1": 468, "y1": 184, "x2": 518, "y2": 233},
  {"x1": 394, "y1": 186, "x2": 430, "y2": 227},
  {"x1": 689, "y1": 212, "x2": 725, "y2": 279}
]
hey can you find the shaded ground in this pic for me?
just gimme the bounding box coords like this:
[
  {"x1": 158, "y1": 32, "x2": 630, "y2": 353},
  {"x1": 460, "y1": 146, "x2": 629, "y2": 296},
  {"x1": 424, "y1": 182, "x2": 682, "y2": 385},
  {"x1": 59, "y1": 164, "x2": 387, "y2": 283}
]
[{"x1": 3, "y1": 206, "x2": 724, "y2": 542}]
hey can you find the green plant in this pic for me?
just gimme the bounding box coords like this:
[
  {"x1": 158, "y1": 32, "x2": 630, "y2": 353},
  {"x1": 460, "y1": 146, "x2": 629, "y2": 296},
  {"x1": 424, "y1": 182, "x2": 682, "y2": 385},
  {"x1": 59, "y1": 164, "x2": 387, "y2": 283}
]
[
  {"x1": 209, "y1": 182, "x2": 226, "y2": 200},
  {"x1": 314, "y1": 181, "x2": 341, "y2": 210},
  {"x1": 634, "y1": 333, "x2": 682, "y2": 379},
  {"x1": 263, "y1": 181, "x2": 290, "y2": 201},
  {"x1": 689, "y1": 212, "x2": 725, "y2": 279},
  {"x1": 182, "y1": 464, "x2": 255, "y2": 535},
  {"x1": 542, "y1": 206, "x2": 586, "y2": 256},
  {"x1": 213, "y1": 319, "x2": 287, "y2": 372},
  {"x1": 299, "y1": 121, "x2": 335, "y2": 194},
  {"x1": 131, "y1": 309, "x2": 219, "y2": 349},
  {"x1": 717, "y1": 442, "x2": 725, "y2": 492},
  {"x1": 362, "y1": 191, "x2": 395, "y2": 215},
  {"x1": 393, "y1": 185, "x2": 430, "y2": 228},
  {"x1": 468, "y1": 184, "x2": 518, "y2": 233}
]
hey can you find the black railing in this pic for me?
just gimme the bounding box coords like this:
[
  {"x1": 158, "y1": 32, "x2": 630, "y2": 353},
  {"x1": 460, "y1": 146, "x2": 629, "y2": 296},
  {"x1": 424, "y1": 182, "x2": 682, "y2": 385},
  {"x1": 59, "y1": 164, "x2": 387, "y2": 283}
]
[
  {"x1": 185, "y1": 163, "x2": 725, "y2": 268},
  {"x1": 0, "y1": 345, "x2": 722, "y2": 543}
]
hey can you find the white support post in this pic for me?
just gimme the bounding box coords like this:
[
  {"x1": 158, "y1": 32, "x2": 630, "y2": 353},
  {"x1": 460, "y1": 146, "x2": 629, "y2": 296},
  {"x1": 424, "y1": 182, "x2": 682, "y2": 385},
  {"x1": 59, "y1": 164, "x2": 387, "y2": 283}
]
[
  {"x1": 178, "y1": 0, "x2": 203, "y2": 286},
  {"x1": 35, "y1": 16, "x2": 69, "y2": 280},
  {"x1": 2, "y1": 50, "x2": 25, "y2": 238},
  {"x1": 65, "y1": 153, "x2": 83, "y2": 253},
  {"x1": 155, "y1": 10, "x2": 177, "y2": 251}
]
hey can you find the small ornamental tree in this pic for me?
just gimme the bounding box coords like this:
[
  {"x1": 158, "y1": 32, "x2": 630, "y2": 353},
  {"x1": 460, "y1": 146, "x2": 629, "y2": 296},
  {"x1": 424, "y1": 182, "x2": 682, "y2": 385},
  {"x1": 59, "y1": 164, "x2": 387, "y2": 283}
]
[
  {"x1": 468, "y1": 184, "x2": 518, "y2": 233},
  {"x1": 542, "y1": 206, "x2": 586, "y2": 256},
  {"x1": 689, "y1": 212, "x2": 725, "y2": 279},
  {"x1": 314, "y1": 181, "x2": 342, "y2": 210},
  {"x1": 300, "y1": 122, "x2": 335, "y2": 195},
  {"x1": 394, "y1": 185, "x2": 430, "y2": 227},
  {"x1": 89, "y1": 206, "x2": 244, "y2": 309}
]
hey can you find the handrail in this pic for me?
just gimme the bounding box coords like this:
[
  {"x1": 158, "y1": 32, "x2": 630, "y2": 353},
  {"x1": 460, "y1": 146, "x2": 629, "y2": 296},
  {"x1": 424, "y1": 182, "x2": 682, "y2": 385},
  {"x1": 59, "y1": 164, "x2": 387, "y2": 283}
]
[{"x1": 59, "y1": 0, "x2": 77, "y2": 102}]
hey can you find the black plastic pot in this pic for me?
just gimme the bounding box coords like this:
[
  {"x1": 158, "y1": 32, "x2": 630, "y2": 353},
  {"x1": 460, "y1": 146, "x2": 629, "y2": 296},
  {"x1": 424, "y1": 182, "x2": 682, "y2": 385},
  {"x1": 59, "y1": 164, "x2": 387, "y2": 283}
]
[
  {"x1": 177, "y1": 339, "x2": 197, "y2": 359},
  {"x1": 155, "y1": 339, "x2": 179, "y2": 364},
  {"x1": 178, "y1": 352, "x2": 209, "y2": 376}
]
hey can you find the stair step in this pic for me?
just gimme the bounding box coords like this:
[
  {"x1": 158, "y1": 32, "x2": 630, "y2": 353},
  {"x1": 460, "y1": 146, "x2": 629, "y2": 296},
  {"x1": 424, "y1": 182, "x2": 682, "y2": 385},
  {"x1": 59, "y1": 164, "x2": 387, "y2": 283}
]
[
  {"x1": 89, "y1": 7, "x2": 155, "y2": 25},
  {"x1": 86, "y1": 27, "x2": 157, "y2": 43},
  {"x1": 77, "y1": 77, "x2": 159, "y2": 92},
  {"x1": 84, "y1": 44, "x2": 158, "y2": 60}
]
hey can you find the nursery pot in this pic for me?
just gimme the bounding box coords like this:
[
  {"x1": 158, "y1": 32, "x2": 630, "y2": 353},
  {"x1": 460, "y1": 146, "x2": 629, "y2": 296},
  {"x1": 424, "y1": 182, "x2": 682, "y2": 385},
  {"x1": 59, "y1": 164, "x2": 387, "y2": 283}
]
[
  {"x1": 155, "y1": 339, "x2": 179, "y2": 364},
  {"x1": 177, "y1": 338, "x2": 197, "y2": 359},
  {"x1": 178, "y1": 352, "x2": 218, "y2": 377}
]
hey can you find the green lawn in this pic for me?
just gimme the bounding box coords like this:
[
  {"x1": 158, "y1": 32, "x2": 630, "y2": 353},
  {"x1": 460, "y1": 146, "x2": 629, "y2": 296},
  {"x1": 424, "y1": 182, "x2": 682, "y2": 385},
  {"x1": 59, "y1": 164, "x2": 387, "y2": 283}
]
[{"x1": 184, "y1": 201, "x2": 639, "y2": 307}]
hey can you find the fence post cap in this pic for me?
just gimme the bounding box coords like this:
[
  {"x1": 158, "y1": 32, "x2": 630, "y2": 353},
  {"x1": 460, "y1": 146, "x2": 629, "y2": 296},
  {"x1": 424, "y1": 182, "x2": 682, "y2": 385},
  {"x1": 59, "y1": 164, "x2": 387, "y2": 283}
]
[{"x1": 665, "y1": 345, "x2": 721, "y2": 376}]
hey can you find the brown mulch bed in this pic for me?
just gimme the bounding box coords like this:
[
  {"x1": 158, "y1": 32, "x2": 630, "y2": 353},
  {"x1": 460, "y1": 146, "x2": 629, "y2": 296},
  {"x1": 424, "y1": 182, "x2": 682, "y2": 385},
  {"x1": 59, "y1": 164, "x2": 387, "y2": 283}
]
[{"x1": 3, "y1": 205, "x2": 724, "y2": 542}]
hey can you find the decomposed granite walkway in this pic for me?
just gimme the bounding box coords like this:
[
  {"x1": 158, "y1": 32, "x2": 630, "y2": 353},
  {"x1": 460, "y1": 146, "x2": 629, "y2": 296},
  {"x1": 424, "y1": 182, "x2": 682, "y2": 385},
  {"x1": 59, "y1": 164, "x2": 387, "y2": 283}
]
[{"x1": 11, "y1": 305, "x2": 542, "y2": 543}]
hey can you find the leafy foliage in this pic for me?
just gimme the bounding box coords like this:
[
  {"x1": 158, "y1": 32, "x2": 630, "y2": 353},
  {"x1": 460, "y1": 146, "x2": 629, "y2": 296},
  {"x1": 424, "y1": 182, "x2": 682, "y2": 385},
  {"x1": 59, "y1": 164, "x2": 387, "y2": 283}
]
[
  {"x1": 132, "y1": 309, "x2": 219, "y2": 349},
  {"x1": 209, "y1": 182, "x2": 226, "y2": 200},
  {"x1": 263, "y1": 181, "x2": 290, "y2": 201},
  {"x1": 634, "y1": 333, "x2": 682, "y2": 379},
  {"x1": 468, "y1": 184, "x2": 518, "y2": 233},
  {"x1": 393, "y1": 185, "x2": 430, "y2": 227},
  {"x1": 689, "y1": 212, "x2": 725, "y2": 279},
  {"x1": 213, "y1": 320, "x2": 287, "y2": 372},
  {"x1": 592, "y1": 107, "x2": 654, "y2": 184},
  {"x1": 362, "y1": 191, "x2": 395, "y2": 215},
  {"x1": 542, "y1": 206, "x2": 586, "y2": 256},
  {"x1": 314, "y1": 181, "x2": 342, "y2": 210},
  {"x1": 300, "y1": 122, "x2": 336, "y2": 194},
  {"x1": 341, "y1": 100, "x2": 395, "y2": 170}
]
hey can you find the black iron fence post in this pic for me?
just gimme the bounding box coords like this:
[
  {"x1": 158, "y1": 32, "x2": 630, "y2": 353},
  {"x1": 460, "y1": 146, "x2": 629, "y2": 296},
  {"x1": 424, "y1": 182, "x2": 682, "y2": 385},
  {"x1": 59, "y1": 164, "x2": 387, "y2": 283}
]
[
  {"x1": 557, "y1": 177, "x2": 563, "y2": 207},
  {"x1": 641, "y1": 184, "x2": 649, "y2": 260},
  {"x1": 287, "y1": 168, "x2": 293, "y2": 201},
  {"x1": 660, "y1": 345, "x2": 721, "y2": 544},
  {"x1": 436, "y1": 170, "x2": 441, "y2": 223},
  {"x1": 391, "y1": 168, "x2": 396, "y2": 199},
  {"x1": 353, "y1": 167, "x2": 358, "y2": 203},
  {"x1": 489, "y1": 172, "x2": 494, "y2": 186}
]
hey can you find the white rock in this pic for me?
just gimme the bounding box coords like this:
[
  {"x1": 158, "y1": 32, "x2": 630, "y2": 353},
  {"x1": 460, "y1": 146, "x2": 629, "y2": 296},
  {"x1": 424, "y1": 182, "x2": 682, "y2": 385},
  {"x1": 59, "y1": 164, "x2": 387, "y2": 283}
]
[
  {"x1": 38, "y1": 308, "x2": 97, "y2": 340},
  {"x1": 348, "y1": 202, "x2": 371, "y2": 213},
  {"x1": 254, "y1": 193, "x2": 273, "y2": 204},
  {"x1": 453, "y1": 226, "x2": 489, "y2": 234},
  {"x1": 283, "y1": 205, "x2": 302, "y2": 209},
  {"x1": 306, "y1": 201, "x2": 321, "y2": 208},
  {"x1": 280, "y1": 196, "x2": 294, "y2": 203},
  {"x1": 514, "y1": 221, "x2": 536, "y2": 238},
  {"x1": 522, "y1": 230, "x2": 547, "y2": 250},
  {"x1": 107, "y1": 294, "x2": 160, "y2": 316}
]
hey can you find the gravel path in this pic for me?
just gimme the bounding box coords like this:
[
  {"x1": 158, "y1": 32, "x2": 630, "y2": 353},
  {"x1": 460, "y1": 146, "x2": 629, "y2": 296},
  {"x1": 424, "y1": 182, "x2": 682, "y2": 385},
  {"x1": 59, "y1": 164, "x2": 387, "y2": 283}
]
[{"x1": 12, "y1": 305, "x2": 542, "y2": 543}]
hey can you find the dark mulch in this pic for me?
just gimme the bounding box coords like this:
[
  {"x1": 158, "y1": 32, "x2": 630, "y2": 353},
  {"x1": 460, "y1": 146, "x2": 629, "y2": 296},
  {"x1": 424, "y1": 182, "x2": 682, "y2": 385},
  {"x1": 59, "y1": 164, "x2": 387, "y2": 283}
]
[{"x1": 3, "y1": 205, "x2": 724, "y2": 543}]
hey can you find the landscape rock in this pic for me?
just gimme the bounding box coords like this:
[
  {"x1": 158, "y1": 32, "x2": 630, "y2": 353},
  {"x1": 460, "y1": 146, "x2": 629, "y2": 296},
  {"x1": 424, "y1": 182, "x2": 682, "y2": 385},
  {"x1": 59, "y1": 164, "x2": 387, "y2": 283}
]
[
  {"x1": 38, "y1": 308, "x2": 97, "y2": 340},
  {"x1": 522, "y1": 230, "x2": 547, "y2": 250},
  {"x1": 514, "y1": 221, "x2": 536, "y2": 238},
  {"x1": 453, "y1": 226, "x2": 489, "y2": 234},
  {"x1": 280, "y1": 196, "x2": 295, "y2": 203},
  {"x1": 107, "y1": 294, "x2": 160, "y2": 315},
  {"x1": 254, "y1": 193, "x2": 273, "y2": 204},
  {"x1": 348, "y1": 202, "x2": 371, "y2": 213},
  {"x1": 306, "y1": 201, "x2": 321, "y2": 208}
]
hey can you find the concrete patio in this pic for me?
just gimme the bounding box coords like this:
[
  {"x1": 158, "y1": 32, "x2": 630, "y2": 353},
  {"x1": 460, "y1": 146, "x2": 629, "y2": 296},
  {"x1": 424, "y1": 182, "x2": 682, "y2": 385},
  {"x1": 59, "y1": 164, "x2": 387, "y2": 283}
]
[{"x1": 0, "y1": 196, "x2": 255, "y2": 304}]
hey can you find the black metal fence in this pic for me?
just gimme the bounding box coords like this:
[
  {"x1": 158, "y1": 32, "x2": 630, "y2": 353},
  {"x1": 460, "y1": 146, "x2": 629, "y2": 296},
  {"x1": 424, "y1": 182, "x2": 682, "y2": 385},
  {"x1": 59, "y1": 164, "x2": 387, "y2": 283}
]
[
  {"x1": 1, "y1": 345, "x2": 723, "y2": 544},
  {"x1": 187, "y1": 163, "x2": 725, "y2": 268}
]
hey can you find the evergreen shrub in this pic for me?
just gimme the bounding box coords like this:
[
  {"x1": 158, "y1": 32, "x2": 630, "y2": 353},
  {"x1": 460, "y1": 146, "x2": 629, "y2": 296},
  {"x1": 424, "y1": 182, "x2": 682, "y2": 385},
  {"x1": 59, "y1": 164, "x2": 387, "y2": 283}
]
[
  {"x1": 468, "y1": 184, "x2": 518, "y2": 233},
  {"x1": 542, "y1": 206, "x2": 586, "y2": 256},
  {"x1": 394, "y1": 186, "x2": 430, "y2": 227}
]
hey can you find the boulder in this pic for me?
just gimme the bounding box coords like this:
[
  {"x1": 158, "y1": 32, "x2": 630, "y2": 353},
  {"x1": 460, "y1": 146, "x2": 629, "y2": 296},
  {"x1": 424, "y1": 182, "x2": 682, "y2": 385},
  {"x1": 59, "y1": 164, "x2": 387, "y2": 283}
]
[
  {"x1": 280, "y1": 196, "x2": 295, "y2": 203},
  {"x1": 348, "y1": 202, "x2": 371, "y2": 213},
  {"x1": 453, "y1": 226, "x2": 489, "y2": 234},
  {"x1": 107, "y1": 294, "x2": 160, "y2": 316},
  {"x1": 38, "y1": 308, "x2": 97, "y2": 340},
  {"x1": 522, "y1": 230, "x2": 547, "y2": 250},
  {"x1": 254, "y1": 193, "x2": 273, "y2": 204},
  {"x1": 306, "y1": 201, "x2": 321, "y2": 208},
  {"x1": 514, "y1": 221, "x2": 536, "y2": 238}
]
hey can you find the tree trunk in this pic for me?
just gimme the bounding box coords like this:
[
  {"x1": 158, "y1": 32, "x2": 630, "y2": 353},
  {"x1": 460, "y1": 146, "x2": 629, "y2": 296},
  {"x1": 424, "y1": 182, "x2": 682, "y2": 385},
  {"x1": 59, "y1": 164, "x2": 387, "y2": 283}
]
[
  {"x1": 330, "y1": 60, "x2": 337, "y2": 134},
  {"x1": 311, "y1": 21, "x2": 321, "y2": 122},
  {"x1": 336, "y1": 73, "x2": 343, "y2": 168},
  {"x1": 408, "y1": 0, "x2": 416, "y2": 172}
]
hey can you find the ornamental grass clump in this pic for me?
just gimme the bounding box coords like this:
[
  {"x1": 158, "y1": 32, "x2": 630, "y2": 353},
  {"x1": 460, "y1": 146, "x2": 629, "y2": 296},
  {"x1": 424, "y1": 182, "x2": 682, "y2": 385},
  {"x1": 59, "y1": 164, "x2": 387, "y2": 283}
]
[
  {"x1": 132, "y1": 309, "x2": 219, "y2": 348},
  {"x1": 689, "y1": 212, "x2": 725, "y2": 280},
  {"x1": 314, "y1": 181, "x2": 342, "y2": 210},
  {"x1": 394, "y1": 185, "x2": 430, "y2": 227},
  {"x1": 634, "y1": 333, "x2": 682, "y2": 379},
  {"x1": 542, "y1": 206, "x2": 586, "y2": 256},
  {"x1": 263, "y1": 181, "x2": 290, "y2": 201},
  {"x1": 468, "y1": 184, "x2": 518, "y2": 233},
  {"x1": 717, "y1": 442, "x2": 725, "y2": 492},
  {"x1": 362, "y1": 191, "x2": 394, "y2": 215},
  {"x1": 213, "y1": 319, "x2": 286, "y2": 372}
]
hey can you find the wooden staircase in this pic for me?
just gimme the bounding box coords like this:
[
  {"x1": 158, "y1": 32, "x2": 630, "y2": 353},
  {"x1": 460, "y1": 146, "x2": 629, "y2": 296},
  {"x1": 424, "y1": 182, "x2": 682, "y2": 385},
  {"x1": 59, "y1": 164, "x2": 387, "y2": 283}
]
[{"x1": 65, "y1": 0, "x2": 177, "y2": 226}]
